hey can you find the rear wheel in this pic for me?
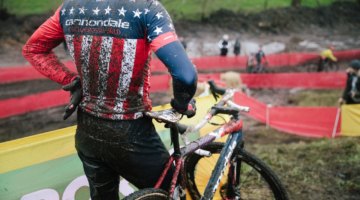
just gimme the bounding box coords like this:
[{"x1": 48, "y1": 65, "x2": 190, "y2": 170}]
[
  {"x1": 123, "y1": 188, "x2": 168, "y2": 200},
  {"x1": 184, "y1": 142, "x2": 288, "y2": 200}
]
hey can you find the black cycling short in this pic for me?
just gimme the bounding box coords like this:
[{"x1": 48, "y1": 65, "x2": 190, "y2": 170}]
[{"x1": 75, "y1": 109, "x2": 173, "y2": 200}]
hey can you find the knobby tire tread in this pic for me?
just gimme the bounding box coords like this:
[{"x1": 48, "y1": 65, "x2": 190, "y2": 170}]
[
  {"x1": 184, "y1": 142, "x2": 289, "y2": 200},
  {"x1": 123, "y1": 188, "x2": 168, "y2": 200}
]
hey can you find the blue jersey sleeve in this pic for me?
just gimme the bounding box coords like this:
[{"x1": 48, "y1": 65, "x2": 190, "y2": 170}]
[
  {"x1": 145, "y1": 0, "x2": 175, "y2": 42},
  {"x1": 155, "y1": 41, "x2": 198, "y2": 109}
]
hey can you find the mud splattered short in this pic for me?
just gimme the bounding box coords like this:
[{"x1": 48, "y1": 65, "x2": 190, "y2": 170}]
[{"x1": 75, "y1": 109, "x2": 173, "y2": 200}]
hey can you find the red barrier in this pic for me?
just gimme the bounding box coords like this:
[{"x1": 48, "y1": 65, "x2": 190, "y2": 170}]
[
  {"x1": 269, "y1": 106, "x2": 340, "y2": 138},
  {"x1": 0, "y1": 90, "x2": 69, "y2": 119},
  {"x1": 0, "y1": 77, "x2": 342, "y2": 138},
  {"x1": 151, "y1": 49, "x2": 360, "y2": 73},
  {"x1": 0, "y1": 75, "x2": 170, "y2": 118},
  {"x1": 149, "y1": 74, "x2": 170, "y2": 92},
  {"x1": 0, "y1": 72, "x2": 347, "y2": 119},
  {"x1": 240, "y1": 72, "x2": 346, "y2": 89},
  {"x1": 2, "y1": 49, "x2": 359, "y2": 84},
  {"x1": 198, "y1": 72, "x2": 346, "y2": 89},
  {"x1": 0, "y1": 62, "x2": 77, "y2": 84},
  {"x1": 234, "y1": 93, "x2": 340, "y2": 138}
]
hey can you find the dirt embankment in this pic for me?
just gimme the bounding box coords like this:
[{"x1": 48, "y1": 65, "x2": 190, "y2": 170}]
[{"x1": 194, "y1": 2, "x2": 360, "y2": 34}]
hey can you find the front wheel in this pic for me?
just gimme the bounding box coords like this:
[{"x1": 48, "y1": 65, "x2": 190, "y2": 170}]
[
  {"x1": 184, "y1": 142, "x2": 289, "y2": 200},
  {"x1": 123, "y1": 188, "x2": 168, "y2": 200}
]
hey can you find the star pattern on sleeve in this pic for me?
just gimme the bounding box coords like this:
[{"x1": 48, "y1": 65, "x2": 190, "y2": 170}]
[
  {"x1": 133, "y1": 9, "x2": 142, "y2": 18},
  {"x1": 69, "y1": 7, "x2": 75, "y2": 15},
  {"x1": 79, "y1": 7, "x2": 87, "y2": 14},
  {"x1": 154, "y1": 26, "x2": 163, "y2": 35},
  {"x1": 93, "y1": 7, "x2": 100, "y2": 15},
  {"x1": 144, "y1": 8, "x2": 150, "y2": 15},
  {"x1": 61, "y1": 8, "x2": 66, "y2": 15},
  {"x1": 118, "y1": 6, "x2": 127, "y2": 16},
  {"x1": 105, "y1": 6, "x2": 112, "y2": 15},
  {"x1": 155, "y1": 12, "x2": 163, "y2": 19}
]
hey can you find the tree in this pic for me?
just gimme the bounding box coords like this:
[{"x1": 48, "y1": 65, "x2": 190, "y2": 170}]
[{"x1": 291, "y1": 0, "x2": 302, "y2": 7}]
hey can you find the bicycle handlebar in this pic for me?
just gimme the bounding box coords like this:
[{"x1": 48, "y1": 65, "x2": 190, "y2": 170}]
[
  {"x1": 145, "y1": 80, "x2": 250, "y2": 131},
  {"x1": 144, "y1": 80, "x2": 250, "y2": 157}
]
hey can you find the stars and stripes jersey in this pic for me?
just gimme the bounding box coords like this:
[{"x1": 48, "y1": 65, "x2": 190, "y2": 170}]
[{"x1": 23, "y1": 0, "x2": 197, "y2": 120}]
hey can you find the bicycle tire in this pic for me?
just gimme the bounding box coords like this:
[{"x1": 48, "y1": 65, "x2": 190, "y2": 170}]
[
  {"x1": 184, "y1": 142, "x2": 288, "y2": 200},
  {"x1": 123, "y1": 188, "x2": 168, "y2": 200}
]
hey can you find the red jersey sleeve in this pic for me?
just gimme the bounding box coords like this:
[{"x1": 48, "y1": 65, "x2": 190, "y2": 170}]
[{"x1": 22, "y1": 6, "x2": 77, "y2": 85}]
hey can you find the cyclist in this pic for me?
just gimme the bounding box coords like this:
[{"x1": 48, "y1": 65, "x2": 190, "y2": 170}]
[
  {"x1": 317, "y1": 45, "x2": 338, "y2": 72},
  {"x1": 246, "y1": 53, "x2": 256, "y2": 73},
  {"x1": 22, "y1": 0, "x2": 197, "y2": 199},
  {"x1": 218, "y1": 34, "x2": 229, "y2": 56},
  {"x1": 339, "y1": 60, "x2": 360, "y2": 105},
  {"x1": 254, "y1": 45, "x2": 268, "y2": 73}
]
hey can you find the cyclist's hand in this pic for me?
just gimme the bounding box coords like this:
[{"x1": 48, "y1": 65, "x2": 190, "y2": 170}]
[
  {"x1": 62, "y1": 77, "x2": 82, "y2": 120},
  {"x1": 171, "y1": 98, "x2": 196, "y2": 118}
]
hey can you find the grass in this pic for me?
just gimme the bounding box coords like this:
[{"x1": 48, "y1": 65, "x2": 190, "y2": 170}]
[
  {"x1": 248, "y1": 134, "x2": 360, "y2": 200},
  {"x1": 288, "y1": 89, "x2": 343, "y2": 107},
  {"x1": 2, "y1": 0, "x2": 338, "y2": 18},
  {"x1": 2, "y1": 0, "x2": 63, "y2": 15},
  {"x1": 163, "y1": 0, "x2": 337, "y2": 20}
]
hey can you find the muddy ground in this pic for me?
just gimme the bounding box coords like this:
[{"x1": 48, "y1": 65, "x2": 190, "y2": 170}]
[{"x1": 0, "y1": 2, "x2": 360, "y2": 200}]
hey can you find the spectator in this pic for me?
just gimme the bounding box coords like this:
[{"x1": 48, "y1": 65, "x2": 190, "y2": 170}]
[
  {"x1": 254, "y1": 45, "x2": 268, "y2": 73},
  {"x1": 339, "y1": 60, "x2": 360, "y2": 105},
  {"x1": 233, "y1": 37, "x2": 241, "y2": 56},
  {"x1": 317, "y1": 45, "x2": 338, "y2": 72},
  {"x1": 218, "y1": 34, "x2": 229, "y2": 56}
]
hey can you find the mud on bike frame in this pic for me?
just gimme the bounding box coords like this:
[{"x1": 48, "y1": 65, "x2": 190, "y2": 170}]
[{"x1": 145, "y1": 80, "x2": 250, "y2": 199}]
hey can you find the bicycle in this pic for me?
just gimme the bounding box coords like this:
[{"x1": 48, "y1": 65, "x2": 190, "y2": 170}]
[{"x1": 124, "y1": 80, "x2": 289, "y2": 200}]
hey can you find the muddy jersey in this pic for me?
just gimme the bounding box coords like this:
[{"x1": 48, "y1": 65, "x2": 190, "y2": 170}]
[{"x1": 23, "y1": 0, "x2": 197, "y2": 120}]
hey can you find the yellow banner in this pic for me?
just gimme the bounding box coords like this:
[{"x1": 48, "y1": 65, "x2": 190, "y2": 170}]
[
  {"x1": 341, "y1": 104, "x2": 360, "y2": 136},
  {"x1": 0, "y1": 95, "x2": 220, "y2": 173}
]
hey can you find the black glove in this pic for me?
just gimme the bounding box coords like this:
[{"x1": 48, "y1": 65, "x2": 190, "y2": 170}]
[
  {"x1": 62, "y1": 77, "x2": 82, "y2": 120},
  {"x1": 171, "y1": 98, "x2": 196, "y2": 118}
]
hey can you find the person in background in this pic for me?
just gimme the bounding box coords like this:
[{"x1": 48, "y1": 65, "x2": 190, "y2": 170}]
[
  {"x1": 218, "y1": 34, "x2": 229, "y2": 56},
  {"x1": 22, "y1": 0, "x2": 197, "y2": 199},
  {"x1": 246, "y1": 53, "x2": 256, "y2": 73},
  {"x1": 317, "y1": 45, "x2": 338, "y2": 72},
  {"x1": 339, "y1": 60, "x2": 360, "y2": 105},
  {"x1": 254, "y1": 45, "x2": 268, "y2": 73},
  {"x1": 233, "y1": 37, "x2": 241, "y2": 56}
]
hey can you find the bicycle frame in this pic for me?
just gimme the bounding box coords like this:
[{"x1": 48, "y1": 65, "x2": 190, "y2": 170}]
[{"x1": 152, "y1": 109, "x2": 245, "y2": 199}]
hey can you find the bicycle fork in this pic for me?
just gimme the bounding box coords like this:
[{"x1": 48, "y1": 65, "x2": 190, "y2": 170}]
[{"x1": 201, "y1": 131, "x2": 243, "y2": 200}]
